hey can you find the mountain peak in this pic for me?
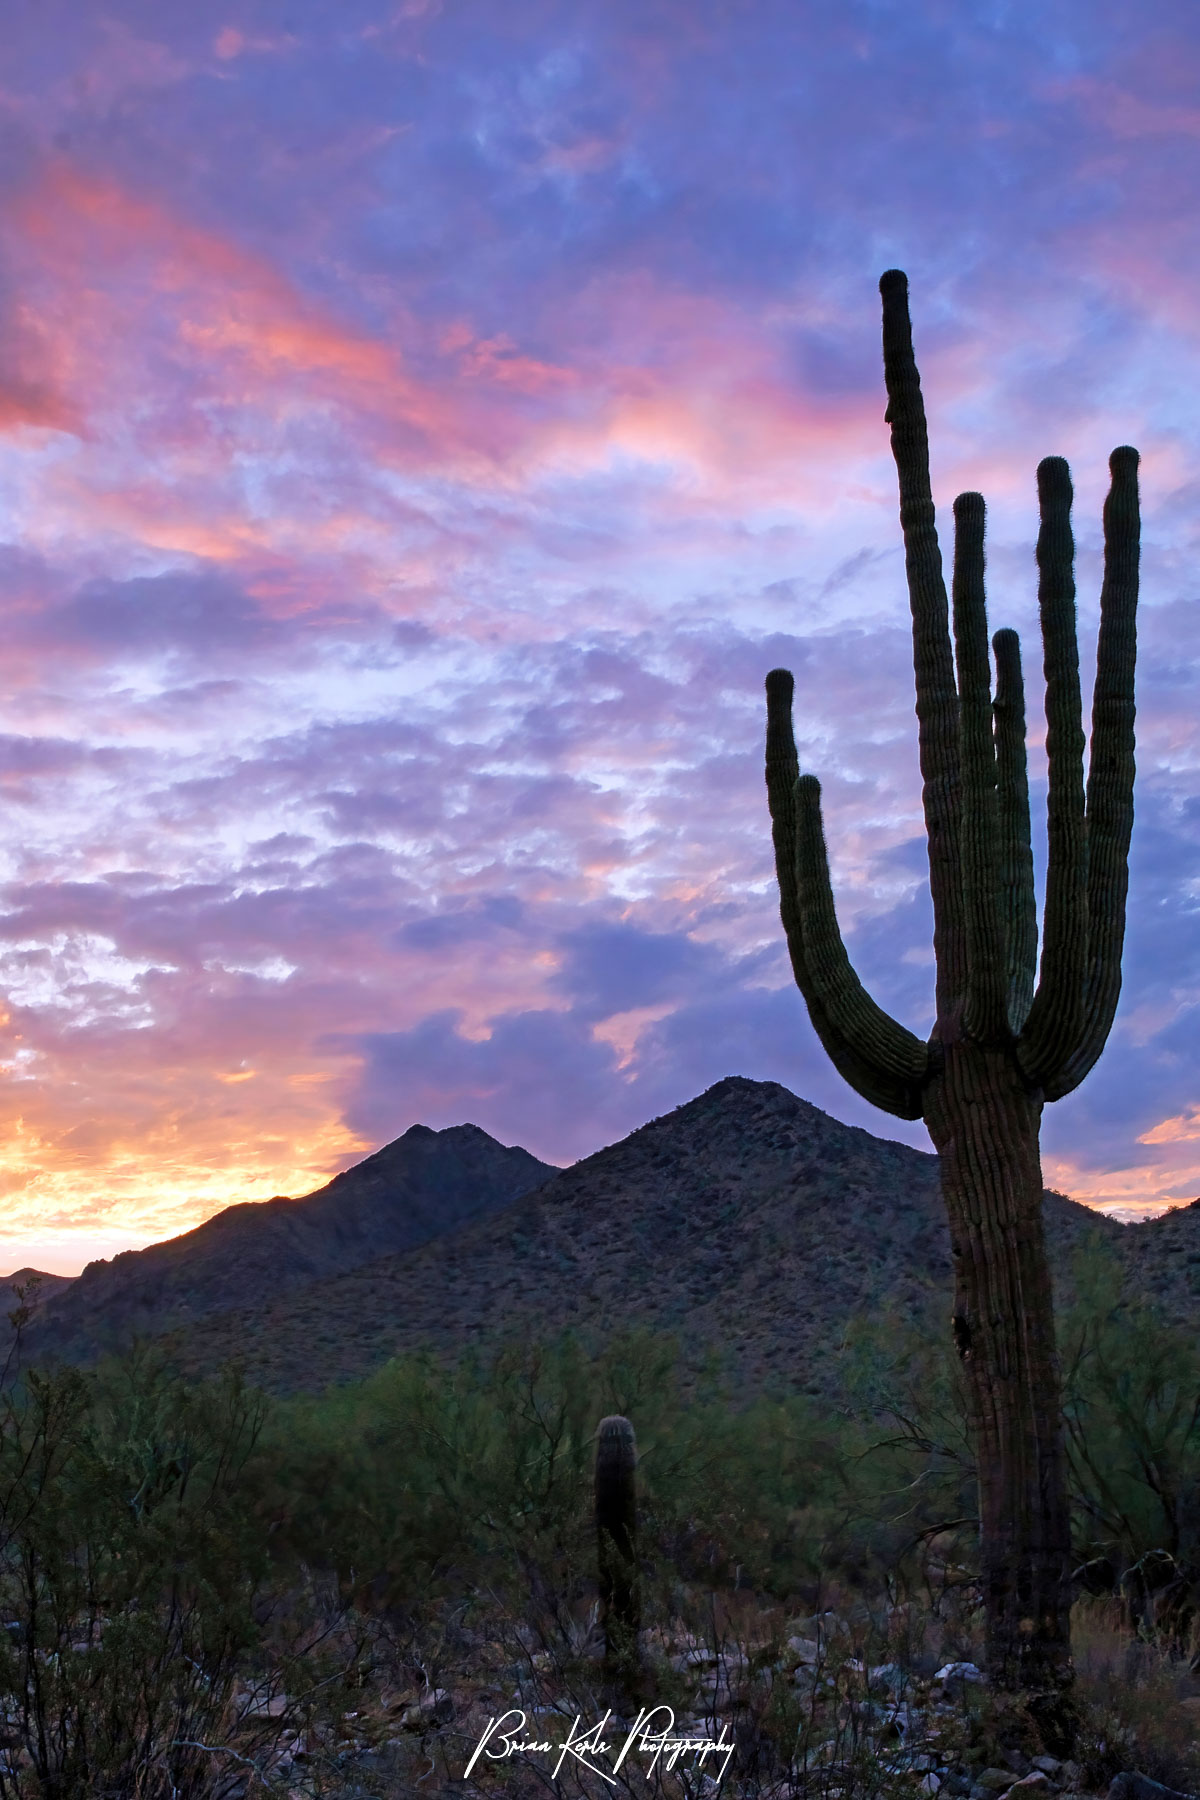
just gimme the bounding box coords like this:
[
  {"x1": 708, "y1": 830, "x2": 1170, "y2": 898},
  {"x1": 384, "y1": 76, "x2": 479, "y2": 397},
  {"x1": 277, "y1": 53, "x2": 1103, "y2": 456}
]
[
  {"x1": 143, "y1": 1072, "x2": 1140, "y2": 1399},
  {"x1": 30, "y1": 1074, "x2": 1192, "y2": 1402},
  {"x1": 23, "y1": 1117, "x2": 558, "y2": 1365}
]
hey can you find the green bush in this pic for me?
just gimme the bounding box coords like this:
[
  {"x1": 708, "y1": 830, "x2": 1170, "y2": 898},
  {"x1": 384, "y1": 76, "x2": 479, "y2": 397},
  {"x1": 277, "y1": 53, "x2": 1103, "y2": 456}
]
[
  {"x1": 838, "y1": 1236, "x2": 1200, "y2": 1646},
  {"x1": 1061, "y1": 1241, "x2": 1200, "y2": 1646},
  {"x1": 263, "y1": 1326, "x2": 860, "y2": 1615},
  {"x1": 0, "y1": 1348, "x2": 273, "y2": 1798}
]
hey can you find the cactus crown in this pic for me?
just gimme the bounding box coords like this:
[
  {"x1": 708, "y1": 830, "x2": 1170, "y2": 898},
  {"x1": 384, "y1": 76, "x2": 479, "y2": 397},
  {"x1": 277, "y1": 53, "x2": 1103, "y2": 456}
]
[{"x1": 594, "y1": 1415, "x2": 638, "y2": 1528}]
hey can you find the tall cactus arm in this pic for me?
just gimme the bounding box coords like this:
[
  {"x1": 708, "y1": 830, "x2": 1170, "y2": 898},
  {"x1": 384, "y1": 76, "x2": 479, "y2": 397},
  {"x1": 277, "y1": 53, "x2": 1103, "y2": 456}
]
[
  {"x1": 880, "y1": 270, "x2": 967, "y2": 1021},
  {"x1": 793, "y1": 772, "x2": 931, "y2": 1105},
  {"x1": 991, "y1": 629, "x2": 1038, "y2": 1034},
  {"x1": 1018, "y1": 457, "x2": 1090, "y2": 1088},
  {"x1": 1043, "y1": 445, "x2": 1140, "y2": 1101},
  {"x1": 952, "y1": 492, "x2": 1008, "y2": 1043},
  {"x1": 765, "y1": 669, "x2": 928, "y2": 1119}
]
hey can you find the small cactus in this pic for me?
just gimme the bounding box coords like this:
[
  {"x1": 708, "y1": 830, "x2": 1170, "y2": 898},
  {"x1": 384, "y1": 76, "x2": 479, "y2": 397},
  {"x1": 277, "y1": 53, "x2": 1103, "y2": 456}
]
[{"x1": 595, "y1": 1414, "x2": 639, "y2": 1675}]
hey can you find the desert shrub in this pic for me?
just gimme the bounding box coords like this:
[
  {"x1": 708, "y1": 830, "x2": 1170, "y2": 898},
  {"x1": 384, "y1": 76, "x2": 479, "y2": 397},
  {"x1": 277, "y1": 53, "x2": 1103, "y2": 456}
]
[
  {"x1": 1061, "y1": 1241, "x2": 1200, "y2": 1647},
  {"x1": 837, "y1": 1237, "x2": 1200, "y2": 1645},
  {"x1": 264, "y1": 1327, "x2": 861, "y2": 1619},
  {"x1": 1071, "y1": 1596, "x2": 1200, "y2": 1793},
  {"x1": 265, "y1": 1331, "x2": 607, "y2": 1611},
  {"x1": 836, "y1": 1301, "x2": 980, "y2": 1603},
  {"x1": 0, "y1": 1349, "x2": 274, "y2": 1798}
]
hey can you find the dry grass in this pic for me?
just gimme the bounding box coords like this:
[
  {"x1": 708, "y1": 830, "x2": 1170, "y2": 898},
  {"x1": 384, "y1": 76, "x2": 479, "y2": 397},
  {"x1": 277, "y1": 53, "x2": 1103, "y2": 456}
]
[{"x1": 1070, "y1": 1597, "x2": 1200, "y2": 1796}]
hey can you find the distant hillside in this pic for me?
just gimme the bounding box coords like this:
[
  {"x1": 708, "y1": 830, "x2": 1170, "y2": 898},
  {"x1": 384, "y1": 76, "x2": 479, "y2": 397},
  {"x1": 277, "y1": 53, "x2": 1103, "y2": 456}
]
[
  {"x1": 24, "y1": 1124, "x2": 557, "y2": 1366},
  {"x1": 155, "y1": 1077, "x2": 1131, "y2": 1396},
  {"x1": 2, "y1": 1269, "x2": 76, "y2": 1313},
  {"x1": 1118, "y1": 1193, "x2": 1200, "y2": 1326}
]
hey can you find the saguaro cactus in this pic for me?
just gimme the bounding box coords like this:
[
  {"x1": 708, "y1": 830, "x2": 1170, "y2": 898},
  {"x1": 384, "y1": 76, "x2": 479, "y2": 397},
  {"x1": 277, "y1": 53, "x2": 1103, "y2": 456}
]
[
  {"x1": 765, "y1": 270, "x2": 1140, "y2": 1712},
  {"x1": 595, "y1": 1414, "x2": 640, "y2": 1676}
]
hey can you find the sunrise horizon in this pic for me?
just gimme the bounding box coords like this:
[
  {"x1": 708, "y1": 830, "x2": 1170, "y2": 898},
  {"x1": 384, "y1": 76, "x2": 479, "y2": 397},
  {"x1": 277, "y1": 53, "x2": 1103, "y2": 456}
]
[{"x1": 2, "y1": 1079, "x2": 1194, "y2": 1280}]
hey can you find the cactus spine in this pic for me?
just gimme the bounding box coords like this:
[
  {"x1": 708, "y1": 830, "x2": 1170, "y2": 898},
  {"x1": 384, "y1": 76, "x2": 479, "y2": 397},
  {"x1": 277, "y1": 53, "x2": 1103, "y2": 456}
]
[
  {"x1": 765, "y1": 270, "x2": 1140, "y2": 1718},
  {"x1": 595, "y1": 1414, "x2": 639, "y2": 1677}
]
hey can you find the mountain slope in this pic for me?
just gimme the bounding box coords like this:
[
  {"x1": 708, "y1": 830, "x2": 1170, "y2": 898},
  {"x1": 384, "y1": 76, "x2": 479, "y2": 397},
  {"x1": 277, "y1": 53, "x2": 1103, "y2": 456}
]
[
  {"x1": 159, "y1": 1077, "x2": 1127, "y2": 1395},
  {"x1": 3, "y1": 1269, "x2": 75, "y2": 1306},
  {"x1": 1118, "y1": 1194, "x2": 1200, "y2": 1327},
  {"x1": 27, "y1": 1123, "x2": 557, "y2": 1363}
]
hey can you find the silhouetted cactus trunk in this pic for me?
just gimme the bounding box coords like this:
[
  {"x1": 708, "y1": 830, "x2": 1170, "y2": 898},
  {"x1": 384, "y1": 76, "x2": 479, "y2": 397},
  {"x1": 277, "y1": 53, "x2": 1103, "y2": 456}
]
[
  {"x1": 765, "y1": 271, "x2": 1140, "y2": 1727},
  {"x1": 924, "y1": 1042, "x2": 1072, "y2": 1704},
  {"x1": 595, "y1": 1415, "x2": 639, "y2": 1678}
]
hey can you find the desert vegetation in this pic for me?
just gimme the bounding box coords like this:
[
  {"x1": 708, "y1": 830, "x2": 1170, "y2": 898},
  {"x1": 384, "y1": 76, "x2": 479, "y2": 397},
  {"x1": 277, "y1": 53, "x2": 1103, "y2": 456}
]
[{"x1": 0, "y1": 1239, "x2": 1197, "y2": 1797}]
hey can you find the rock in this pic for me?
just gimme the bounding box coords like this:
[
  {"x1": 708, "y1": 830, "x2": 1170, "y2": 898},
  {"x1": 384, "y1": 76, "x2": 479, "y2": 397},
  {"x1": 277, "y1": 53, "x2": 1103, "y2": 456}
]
[
  {"x1": 241, "y1": 1691, "x2": 289, "y2": 1718},
  {"x1": 1032, "y1": 1759, "x2": 1063, "y2": 1778},
  {"x1": 271, "y1": 1735, "x2": 304, "y2": 1772},
  {"x1": 400, "y1": 1689, "x2": 452, "y2": 1730},
  {"x1": 1003, "y1": 1775, "x2": 1051, "y2": 1796},
  {"x1": 935, "y1": 1661, "x2": 986, "y2": 1686},
  {"x1": 975, "y1": 1770, "x2": 1018, "y2": 1793},
  {"x1": 1107, "y1": 1775, "x2": 1200, "y2": 1800},
  {"x1": 790, "y1": 1612, "x2": 850, "y2": 1644},
  {"x1": 869, "y1": 1662, "x2": 905, "y2": 1693},
  {"x1": 920, "y1": 1777, "x2": 943, "y2": 1795},
  {"x1": 784, "y1": 1636, "x2": 822, "y2": 1668}
]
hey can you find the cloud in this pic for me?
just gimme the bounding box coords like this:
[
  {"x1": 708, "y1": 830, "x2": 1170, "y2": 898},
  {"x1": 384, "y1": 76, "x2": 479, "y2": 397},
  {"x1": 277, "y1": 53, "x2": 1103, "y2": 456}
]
[{"x1": 0, "y1": 0, "x2": 1197, "y2": 1271}]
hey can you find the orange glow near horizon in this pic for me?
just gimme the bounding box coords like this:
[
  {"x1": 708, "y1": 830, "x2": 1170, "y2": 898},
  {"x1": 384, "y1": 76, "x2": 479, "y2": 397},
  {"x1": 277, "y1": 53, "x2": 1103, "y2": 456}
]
[
  {"x1": 0, "y1": 1063, "x2": 374, "y2": 1276},
  {"x1": 0, "y1": 1081, "x2": 1191, "y2": 1281}
]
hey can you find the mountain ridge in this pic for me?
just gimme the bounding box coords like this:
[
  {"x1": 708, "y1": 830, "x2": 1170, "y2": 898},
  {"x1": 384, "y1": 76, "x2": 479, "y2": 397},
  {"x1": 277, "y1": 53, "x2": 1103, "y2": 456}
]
[
  {"x1": 23, "y1": 1076, "x2": 1200, "y2": 1396},
  {"x1": 26, "y1": 1121, "x2": 557, "y2": 1365},
  {"x1": 154, "y1": 1077, "x2": 1137, "y2": 1394}
]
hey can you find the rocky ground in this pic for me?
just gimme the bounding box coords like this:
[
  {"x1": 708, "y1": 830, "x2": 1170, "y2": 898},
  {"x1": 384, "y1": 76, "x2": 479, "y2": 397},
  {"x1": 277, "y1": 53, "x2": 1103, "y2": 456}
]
[{"x1": 148, "y1": 1592, "x2": 1200, "y2": 1799}]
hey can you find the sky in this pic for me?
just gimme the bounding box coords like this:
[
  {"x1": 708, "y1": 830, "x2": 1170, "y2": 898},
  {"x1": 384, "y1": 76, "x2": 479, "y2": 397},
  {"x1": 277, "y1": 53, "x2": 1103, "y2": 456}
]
[{"x1": 0, "y1": 0, "x2": 1199, "y2": 1272}]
